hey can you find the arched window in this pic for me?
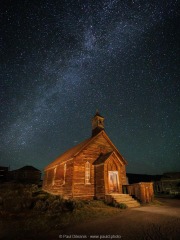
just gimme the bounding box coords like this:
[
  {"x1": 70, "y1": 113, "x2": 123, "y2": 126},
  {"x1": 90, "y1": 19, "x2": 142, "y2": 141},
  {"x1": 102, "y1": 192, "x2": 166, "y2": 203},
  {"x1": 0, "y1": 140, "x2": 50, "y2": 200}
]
[
  {"x1": 85, "y1": 162, "x2": 90, "y2": 184},
  {"x1": 56, "y1": 163, "x2": 67, "y2": 185},
  {"x1": 52, "y1": 167, "x2": 57, "y2": 186}
]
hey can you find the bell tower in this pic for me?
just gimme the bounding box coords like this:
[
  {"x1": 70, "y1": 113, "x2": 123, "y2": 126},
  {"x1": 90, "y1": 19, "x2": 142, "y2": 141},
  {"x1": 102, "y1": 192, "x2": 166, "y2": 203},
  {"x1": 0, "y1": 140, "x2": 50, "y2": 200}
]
[{"x1": 92, "y1": 110, "x2": 104, "y2": 136}]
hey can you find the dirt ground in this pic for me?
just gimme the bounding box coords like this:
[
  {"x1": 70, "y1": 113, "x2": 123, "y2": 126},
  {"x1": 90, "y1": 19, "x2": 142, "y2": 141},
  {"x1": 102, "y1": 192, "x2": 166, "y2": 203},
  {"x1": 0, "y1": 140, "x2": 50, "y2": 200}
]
[
  {"x1": 48, "y1": 198, "x2": 180, "y2": 240},
  {"x1": 1, "y1": 198, "x2": 180, "y2": 240}
]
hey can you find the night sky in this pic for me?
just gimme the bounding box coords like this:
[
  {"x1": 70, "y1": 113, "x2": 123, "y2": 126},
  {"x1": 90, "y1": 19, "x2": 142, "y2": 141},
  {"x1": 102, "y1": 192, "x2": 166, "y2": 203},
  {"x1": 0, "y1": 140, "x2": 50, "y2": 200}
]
[{"x1": 1, "y1": 0, "x2": 179, "y2": 175}]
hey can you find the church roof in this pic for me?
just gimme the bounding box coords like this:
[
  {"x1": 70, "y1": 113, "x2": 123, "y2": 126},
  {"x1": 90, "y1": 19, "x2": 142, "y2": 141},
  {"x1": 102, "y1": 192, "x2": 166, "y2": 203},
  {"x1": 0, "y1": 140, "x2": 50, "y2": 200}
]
[
  {"x1": 44, "y1": 138, "x2": 91, "y2": 170},
  {"x1": 45, "y1": 130, "x2": 127, "y2": 170},
  {"x1": 93, "y1": 152, "x2": 113, "y2": 165}
]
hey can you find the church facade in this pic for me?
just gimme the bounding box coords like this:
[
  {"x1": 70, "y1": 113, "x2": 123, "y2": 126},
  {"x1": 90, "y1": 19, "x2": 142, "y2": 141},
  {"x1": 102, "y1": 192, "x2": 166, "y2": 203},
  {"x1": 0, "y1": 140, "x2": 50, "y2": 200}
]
[{"x1": 43, "y1": 112, "x2": 128, "y2": 199}]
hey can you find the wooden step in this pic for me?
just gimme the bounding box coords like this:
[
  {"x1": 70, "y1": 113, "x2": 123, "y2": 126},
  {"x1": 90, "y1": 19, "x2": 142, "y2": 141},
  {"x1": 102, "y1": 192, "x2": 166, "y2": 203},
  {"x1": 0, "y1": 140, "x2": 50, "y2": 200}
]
[{"x1": 106, "y1": 194, "x2": 140, "y2": 208}]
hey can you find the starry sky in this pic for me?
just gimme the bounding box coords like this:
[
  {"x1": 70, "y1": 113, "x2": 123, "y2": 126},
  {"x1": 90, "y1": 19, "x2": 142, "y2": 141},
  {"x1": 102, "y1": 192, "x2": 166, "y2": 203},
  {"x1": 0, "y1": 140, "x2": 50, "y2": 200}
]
[{"x1": 0, "y1": 0, "x2": 179, "y2": 175}]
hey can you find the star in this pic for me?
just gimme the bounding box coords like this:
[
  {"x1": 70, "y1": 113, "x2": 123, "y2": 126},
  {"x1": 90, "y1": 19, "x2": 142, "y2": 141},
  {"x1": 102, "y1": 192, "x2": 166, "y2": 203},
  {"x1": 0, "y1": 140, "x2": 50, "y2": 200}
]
[{"x1": 0, "y1": 0, "x2": 179, "y2": 174}]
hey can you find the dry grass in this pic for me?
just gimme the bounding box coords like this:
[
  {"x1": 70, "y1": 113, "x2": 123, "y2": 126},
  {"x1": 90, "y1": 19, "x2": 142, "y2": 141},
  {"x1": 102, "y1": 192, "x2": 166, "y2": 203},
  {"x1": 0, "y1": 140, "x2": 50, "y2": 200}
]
[{"x1": 0, "y1": 183, "x2": 122, "y2": 239}]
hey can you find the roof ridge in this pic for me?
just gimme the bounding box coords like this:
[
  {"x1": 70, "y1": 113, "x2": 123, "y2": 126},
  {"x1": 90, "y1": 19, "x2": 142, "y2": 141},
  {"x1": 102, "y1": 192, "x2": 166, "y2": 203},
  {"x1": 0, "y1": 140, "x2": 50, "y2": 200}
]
[
  {"x1": 45, "y1": 130, "x2": 127, "y2": 170},
  {"x1": 100, "y1": 131, "x2": 127, "y2": 164},
  {"x1": 44, "y1": 137, "x2": 92, "y2": 170},
  {"x1": 17, "y1": 166, "x2": 40, "y2": 171},
  {"x1": 74, "y1": 130, "x2": 105, "y2": 157},
  {"x1": 93, "y1": 151, "x2": 114, "y2": 165}
]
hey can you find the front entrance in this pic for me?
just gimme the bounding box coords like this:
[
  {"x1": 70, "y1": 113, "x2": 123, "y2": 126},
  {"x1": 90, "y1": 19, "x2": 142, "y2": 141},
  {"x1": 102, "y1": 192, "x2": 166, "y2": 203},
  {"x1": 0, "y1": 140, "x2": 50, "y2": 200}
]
[{"x1": 108, "y1": 171, "x2": 119, "y2": 193}]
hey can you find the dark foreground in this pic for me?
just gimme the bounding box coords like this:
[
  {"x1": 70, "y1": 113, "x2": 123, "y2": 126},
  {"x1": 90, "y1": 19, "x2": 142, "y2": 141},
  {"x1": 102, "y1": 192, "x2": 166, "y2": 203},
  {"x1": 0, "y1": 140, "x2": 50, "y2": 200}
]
[
  {"x1": 55, "y1": 198, "x2": 180, "y2": 240},
  {"x1": 1, "y1": 198, "x2": 180, "y2": 240}
]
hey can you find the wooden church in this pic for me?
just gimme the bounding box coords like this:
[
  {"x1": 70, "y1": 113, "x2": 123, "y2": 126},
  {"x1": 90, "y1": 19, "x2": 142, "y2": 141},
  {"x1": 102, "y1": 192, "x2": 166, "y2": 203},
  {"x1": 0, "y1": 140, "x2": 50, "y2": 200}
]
[{"x1": 43, "y1": 111, "x2": 128, "y2": 200}]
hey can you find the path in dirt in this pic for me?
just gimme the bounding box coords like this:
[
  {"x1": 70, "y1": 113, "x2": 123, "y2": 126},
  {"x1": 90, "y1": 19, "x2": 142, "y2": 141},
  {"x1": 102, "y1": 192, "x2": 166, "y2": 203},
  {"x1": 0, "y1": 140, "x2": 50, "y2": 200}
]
[{"x1": 55, "y1": 198, "x2": 180, "y2": 240}]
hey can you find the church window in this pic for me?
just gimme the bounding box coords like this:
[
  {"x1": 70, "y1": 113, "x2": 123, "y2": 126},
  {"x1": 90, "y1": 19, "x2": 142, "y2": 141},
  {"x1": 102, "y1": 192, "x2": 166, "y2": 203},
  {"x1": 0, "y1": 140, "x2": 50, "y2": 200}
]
[
  {"x1": 47, "y1": 169, "x2": 53, "y2": 185},
  {"x1": 63, "y1": 163, "x2": 67, "y2": 184},
  {"x1": 52, "y1": 167, "x2": 57, "y2": 185},
  {"x1": 56, "y1": 163, "x2": 67, "y2": 185},
  {"x1": 85, "y1": 161, "x2": 90, "y2": 184}
]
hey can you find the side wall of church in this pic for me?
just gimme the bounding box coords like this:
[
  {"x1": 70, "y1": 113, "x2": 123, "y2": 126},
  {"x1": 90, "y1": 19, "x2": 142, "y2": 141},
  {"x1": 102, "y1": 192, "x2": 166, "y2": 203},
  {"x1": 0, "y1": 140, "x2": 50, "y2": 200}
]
[{"x1": 43, "y1": 159, "x2": 74, "y2": 198}]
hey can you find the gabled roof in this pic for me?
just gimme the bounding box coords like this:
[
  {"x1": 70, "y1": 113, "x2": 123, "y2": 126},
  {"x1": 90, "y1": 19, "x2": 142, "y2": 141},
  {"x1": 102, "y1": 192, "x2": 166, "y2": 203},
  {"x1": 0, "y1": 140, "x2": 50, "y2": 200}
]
[
  {"x1": 93, "y1": 152, "x2": 113, "y2": 165},
  {"x1": 15, "y1": 166, "x2": 41, "y2": 172},
  {"x1": 45, "y1": 130, "x2": 127, "y2": 170},
  {"x1": 44, "y1": 138, "x2": 91, "y2": 170},
  {"x1": 97, "y1": 131, "x2": 127, "y2": 165}
]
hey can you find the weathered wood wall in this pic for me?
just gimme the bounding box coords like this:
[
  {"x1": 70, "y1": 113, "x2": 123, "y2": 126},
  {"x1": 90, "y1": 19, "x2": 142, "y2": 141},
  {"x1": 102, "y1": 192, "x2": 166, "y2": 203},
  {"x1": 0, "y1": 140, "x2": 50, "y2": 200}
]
[
  {"x1": 73, "y1": 135, "x2": 113, "y2": 199},
  {"x1": 72, "y1": 133, "x2": 115, "y2": 199},
  {"x1": 127, "y1": 182, "x2": 154, "y2": 203},
  {"x1": 94, "y1": 164, "x2": 105, "y2": 199},
  {"x1": 43, "y1": 160, "x2": 73, "y2": 198},
  {"x1": 43, "y1": 132, "x2": 127, "y2": 200},
  {"x1": 73, "y1": 133, "x2": 126, "y2": 199},
  {"x1": 73, "y1": 154, "x2": 95, "y2": 199}
]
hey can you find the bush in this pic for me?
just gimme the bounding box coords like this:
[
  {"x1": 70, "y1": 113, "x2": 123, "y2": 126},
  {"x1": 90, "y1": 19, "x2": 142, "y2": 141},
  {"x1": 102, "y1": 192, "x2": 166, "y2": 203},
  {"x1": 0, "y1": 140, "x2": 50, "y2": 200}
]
[
  {"x1": 0, "y1": 197, "x2": 3, "y2": 205},
  {"x1": 0, "y1": 184, "x2": 86, "y2": 214},
  {"x1": 34, "y1": 200, "x2": 48, "y2": 211},
  {"x1": 63, "y1": 199, "x2": 76, "y2": 212},
  {"x1": 32, "y1": 190, "x2": 47, "y2": 197},
  {"x1": 117, "y1": 203, "x2": 127, "y2": 209},
  {"x1": 107, "y1": 201, "x2": 127, "y2": 209},
  {"x1": 63, "y1": 199, "x2": 84, "y2": 212},
  {"x1": 74, "y1": 200, "x2": 85, "y2": 209},
  {"x1": 3, "y1": 197, "x2": 22, "y2": 212},
  {"x1": 48, "y1": 199, "x2": 63, "y2": 213},
  {"x1": 21, "y1": 197, "x2": 33, "y2": 209}
]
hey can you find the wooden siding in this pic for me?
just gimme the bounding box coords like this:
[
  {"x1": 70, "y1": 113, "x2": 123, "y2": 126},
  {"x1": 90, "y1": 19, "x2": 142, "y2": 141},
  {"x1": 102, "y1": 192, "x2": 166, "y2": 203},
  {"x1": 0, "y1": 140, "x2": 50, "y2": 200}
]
[
  {"x1": 94, "y1": 164, "x2": 105, "y2": 199},
  {"x1": 43, "y1": 131, "x2": 127, "y2": 199},
  {"x1": 73, "y1": 133, "x2": 126, "y2": 199},
  {"x1": 127, "y1": 182, "x2": 154, "y2": 203},
  {"x1": 73, "y1": 155, "x2": 95, "y2": 199},
  {"x1": 72, "y1": 133, "x2": 114, "y2": 199},
  {"x1": 43, "y1": 160, "x2": 73, "y2": 198}
]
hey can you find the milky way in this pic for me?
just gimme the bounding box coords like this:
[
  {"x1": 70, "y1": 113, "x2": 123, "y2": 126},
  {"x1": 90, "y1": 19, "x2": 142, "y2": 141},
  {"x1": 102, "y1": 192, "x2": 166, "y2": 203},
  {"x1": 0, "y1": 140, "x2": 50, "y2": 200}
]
[{"x1": 0, "y1": 0, "x2": 179, "y2": 174}]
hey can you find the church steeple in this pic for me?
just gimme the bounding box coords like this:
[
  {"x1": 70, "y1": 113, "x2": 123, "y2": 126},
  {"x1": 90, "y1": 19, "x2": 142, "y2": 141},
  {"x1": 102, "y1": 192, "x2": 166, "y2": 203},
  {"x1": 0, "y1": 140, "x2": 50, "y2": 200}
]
[{"x1": 92, "y1": 110, "x2": 105, "y2": 137}]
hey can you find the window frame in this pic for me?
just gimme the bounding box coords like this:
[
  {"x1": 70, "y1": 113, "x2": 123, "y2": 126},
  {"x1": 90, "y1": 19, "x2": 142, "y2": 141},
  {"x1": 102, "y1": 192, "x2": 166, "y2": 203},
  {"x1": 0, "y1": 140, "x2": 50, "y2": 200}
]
[{"x1": 85, "y1": 161, "x2": 91, "y2": 185}]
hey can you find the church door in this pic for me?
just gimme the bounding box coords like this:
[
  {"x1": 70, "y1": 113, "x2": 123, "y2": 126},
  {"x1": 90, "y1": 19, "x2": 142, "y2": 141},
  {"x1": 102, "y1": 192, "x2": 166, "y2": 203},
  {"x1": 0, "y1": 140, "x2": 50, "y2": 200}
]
[{"x1": 108, "y1": 171, "x2": 119, "y2": 193}]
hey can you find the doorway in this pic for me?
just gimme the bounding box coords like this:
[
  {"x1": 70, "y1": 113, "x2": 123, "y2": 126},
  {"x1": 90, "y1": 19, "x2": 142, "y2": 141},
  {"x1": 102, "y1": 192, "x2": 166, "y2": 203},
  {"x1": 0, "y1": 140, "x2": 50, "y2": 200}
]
[{"x1": 108, "y1": 171, "x2": 119, "y2": 193}]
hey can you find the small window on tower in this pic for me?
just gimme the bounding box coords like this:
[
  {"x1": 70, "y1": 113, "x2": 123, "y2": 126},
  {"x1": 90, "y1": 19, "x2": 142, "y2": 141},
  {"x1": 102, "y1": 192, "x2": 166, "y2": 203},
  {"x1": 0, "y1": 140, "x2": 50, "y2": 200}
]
[{"x1": 85, "y1": 162, "x2": 90, "y2": 184}]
